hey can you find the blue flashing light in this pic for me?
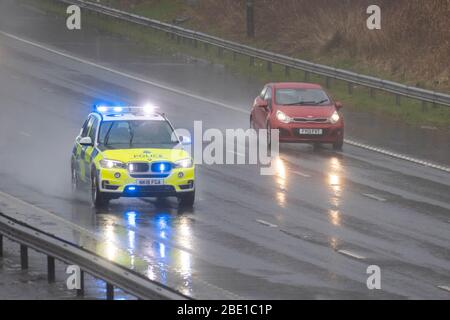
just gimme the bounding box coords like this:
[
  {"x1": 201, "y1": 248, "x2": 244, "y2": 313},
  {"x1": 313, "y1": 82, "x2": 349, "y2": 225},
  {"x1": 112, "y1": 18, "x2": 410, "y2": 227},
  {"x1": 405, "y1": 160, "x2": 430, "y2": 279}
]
[
  {"x1": 127, "y1": 186, "x2": 137, "y2": 192},
  {"x1": 113, "y1": 106, "x2": 123, "y2": 113},
  {"x1": 151, "y1": 162, "x2": 171, "y2": 173}
]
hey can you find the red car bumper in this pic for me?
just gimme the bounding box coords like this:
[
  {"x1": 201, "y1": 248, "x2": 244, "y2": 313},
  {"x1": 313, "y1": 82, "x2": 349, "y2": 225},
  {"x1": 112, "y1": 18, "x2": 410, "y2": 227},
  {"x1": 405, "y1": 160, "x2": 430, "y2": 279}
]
[{"x1": 272, "y1": 121, "x2": 344, "y2": 143}]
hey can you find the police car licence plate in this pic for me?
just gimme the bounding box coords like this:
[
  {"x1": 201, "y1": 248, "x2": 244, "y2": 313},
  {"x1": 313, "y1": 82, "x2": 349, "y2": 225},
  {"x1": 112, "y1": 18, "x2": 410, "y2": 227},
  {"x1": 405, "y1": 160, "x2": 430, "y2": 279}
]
[
  {"x1": 299, "y1": 128, "x2": 323, "y2": 135},
  {"x1": 136, "y1": 179, "x2": 164, "y2": 186}
]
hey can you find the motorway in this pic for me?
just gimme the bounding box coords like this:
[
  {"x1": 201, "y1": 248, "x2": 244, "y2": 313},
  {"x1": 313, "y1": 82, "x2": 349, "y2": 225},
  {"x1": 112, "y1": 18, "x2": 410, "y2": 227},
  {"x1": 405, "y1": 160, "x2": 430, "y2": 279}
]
[{"x1": 0, "y1": 0, "x2": 449, "y2": 299}]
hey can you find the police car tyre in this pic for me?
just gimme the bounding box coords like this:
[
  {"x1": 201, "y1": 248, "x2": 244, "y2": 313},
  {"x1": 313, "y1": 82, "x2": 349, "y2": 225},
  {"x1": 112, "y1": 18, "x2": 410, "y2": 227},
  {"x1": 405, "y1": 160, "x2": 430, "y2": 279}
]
[
  {"x1": 178, "y1": 191, "x2": 195, "y2": 207},
  {"x1": 91, "y1": 172, "x2": 109, "y2": 207}
]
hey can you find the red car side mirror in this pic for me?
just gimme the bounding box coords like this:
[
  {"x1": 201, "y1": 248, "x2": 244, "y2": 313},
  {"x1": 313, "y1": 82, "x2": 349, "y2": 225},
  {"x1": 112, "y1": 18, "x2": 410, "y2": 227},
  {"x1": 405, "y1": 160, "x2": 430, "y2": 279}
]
[{"x1": 335, "y1": 101, "x2": 343, "y2": 110}]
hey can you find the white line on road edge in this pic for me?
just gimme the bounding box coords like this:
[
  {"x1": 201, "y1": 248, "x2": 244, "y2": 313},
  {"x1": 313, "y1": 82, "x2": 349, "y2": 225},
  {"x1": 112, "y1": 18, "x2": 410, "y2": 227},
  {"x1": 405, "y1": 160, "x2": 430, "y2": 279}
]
[
  {"x1": 1, "y1": 30, "x2": 449, "y2": 174},
  {"x1": 256, "y1": 219, "x2": 278, "y2": 228},
  {"x1": 345, "y1": 139, "x2": 450, "y2": 174},
  {"x1": 337, "y1": 249, "x2": 366, "y2": 260},
  {"x1": 437, "y1": 285, "x2": 450, "y2": 293},
  {"x1": 362, "y1": 193, "x2": 387, "y2": 202},
  {"x1": 0, "y1": 31, "x2": 247, "y2": 115},
  {"x1": 0, "y1": 190, "x2": 96, "y2": 237}
]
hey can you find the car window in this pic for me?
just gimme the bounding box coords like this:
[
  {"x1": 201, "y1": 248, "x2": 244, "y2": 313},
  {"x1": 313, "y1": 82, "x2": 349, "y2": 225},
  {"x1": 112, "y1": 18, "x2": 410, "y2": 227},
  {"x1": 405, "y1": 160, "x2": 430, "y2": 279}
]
[
  {"x1": 81, "y1": 116, "x2": 94, "y2": 138},
  {"x1": 98, "y1": 120, "x2": 177, "y2": 149},
  {"x1": 264, "y1": 87, "x2": 273, "y2": 110},
  {"x1": 264, "y1": 87, "x2": 272, "y2": 101},
  {"x1": 275, "y1": 88, "x2": 331, "y2": 106},
  {"x1": 88, "y1": 117, "x2": 99, "y2": 143},
  {"x1": 259, "y1": 87, "x2": 267, "y2": 99}
]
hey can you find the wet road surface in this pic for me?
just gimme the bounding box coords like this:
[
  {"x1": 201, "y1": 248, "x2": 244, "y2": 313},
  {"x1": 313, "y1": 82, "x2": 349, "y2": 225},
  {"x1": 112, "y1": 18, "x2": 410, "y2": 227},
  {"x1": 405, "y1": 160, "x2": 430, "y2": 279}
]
[{"x1": 0, "y1": 0, "x2": 449, "y2": 299}]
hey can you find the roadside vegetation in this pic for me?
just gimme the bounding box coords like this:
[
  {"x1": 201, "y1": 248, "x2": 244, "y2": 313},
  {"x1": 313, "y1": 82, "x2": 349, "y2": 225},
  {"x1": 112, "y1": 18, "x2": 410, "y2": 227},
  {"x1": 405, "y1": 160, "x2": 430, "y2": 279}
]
[{"x1": 26, "y1": 0, "x2": 450, "y2": 128}]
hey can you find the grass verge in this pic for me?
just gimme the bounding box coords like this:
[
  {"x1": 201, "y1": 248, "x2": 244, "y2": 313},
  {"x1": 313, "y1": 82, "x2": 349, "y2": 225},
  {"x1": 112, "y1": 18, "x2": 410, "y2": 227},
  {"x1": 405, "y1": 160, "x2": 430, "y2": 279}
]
[{"x1": 22, "y1": 0, "x2": 450, "y2": 129}]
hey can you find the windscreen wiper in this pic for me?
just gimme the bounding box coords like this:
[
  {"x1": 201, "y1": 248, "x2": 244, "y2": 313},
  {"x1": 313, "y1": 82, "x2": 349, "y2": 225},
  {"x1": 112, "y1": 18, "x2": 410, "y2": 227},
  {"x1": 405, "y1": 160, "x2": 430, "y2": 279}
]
[{"x1": 283, "y1": 99, "x2": 329, "y2": 106}]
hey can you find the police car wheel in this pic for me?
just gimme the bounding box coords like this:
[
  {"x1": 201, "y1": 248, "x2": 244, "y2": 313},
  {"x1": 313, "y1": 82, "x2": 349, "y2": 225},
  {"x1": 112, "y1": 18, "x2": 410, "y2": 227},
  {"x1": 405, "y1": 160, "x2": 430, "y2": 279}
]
[
  {"x1": 91, "y1": 174, "x2": 109, "y2": 208},
  {"x1": 178, "y1": 191, "x2": 195, "y2": 207},
  {"x1": 71, "y1": 166, "x2": 79, "y2": 192}
]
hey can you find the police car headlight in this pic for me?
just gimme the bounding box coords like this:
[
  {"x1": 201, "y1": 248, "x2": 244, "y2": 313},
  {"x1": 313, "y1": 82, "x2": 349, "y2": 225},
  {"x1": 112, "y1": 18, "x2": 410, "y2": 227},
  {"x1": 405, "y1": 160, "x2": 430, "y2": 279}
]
[
  {"x1": 174, "y1": 158, "x2": 193, "y2": 168},
  {"x1": 276, "y1": 110, "x2": 291, "y2": 124},
  {"x1": 330, "y1": 111, "x2": 340, "y2": 124},
  {"x1": 100, "y1": 159, "x2": 126, "y2": 169}
]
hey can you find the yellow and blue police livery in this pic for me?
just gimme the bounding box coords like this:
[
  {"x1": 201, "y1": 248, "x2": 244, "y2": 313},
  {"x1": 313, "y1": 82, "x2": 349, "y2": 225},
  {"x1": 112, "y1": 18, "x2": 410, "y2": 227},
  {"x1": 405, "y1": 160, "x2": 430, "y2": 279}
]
[{"x1": 71, "y1": 105, "x2": 195, "y2": 208}]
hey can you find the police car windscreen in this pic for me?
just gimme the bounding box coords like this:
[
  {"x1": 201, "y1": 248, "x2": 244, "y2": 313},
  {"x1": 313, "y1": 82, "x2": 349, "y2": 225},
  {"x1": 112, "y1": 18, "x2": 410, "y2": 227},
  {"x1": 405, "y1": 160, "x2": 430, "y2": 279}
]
[{"x1": 98, "y1": 120, "x2": 176, "y2": 149}]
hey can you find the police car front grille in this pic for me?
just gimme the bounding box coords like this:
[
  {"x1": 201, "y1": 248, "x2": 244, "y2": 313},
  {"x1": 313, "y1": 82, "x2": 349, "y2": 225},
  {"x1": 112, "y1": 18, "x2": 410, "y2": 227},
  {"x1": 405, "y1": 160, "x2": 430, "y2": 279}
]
[
  {"x1": 130, "y1": 173, "x2": 170, "y2": 178},
  {"x1": 128, "y1": 163, "x2": 149, "y2": 173}
]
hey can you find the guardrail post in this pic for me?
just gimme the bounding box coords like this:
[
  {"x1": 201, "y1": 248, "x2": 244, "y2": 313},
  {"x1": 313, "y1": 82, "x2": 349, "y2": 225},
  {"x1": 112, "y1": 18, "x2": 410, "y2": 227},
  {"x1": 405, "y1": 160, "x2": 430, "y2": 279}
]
[
  {"x1": 0, "y1": 234, "x2": 3, "y2": 257},
  {"x1": 177, "y1": 36, "x2": 181, "y2": 44},
  {"x1": 422, "y1": 101, "x2": 428, "y2": 112},
  {"x1": 170, "y1": 33, "x2": 175, "y2": 40},
  {"x1": 218, "y1": 47, "x2": 223, "y2": 58},
  {"x1": 194, "y1": 39, "x2": 198, "y2": 48},
  {"x1": 20, "y1": 245, "x2": 28, "y2": 269},
  {"x1": 77, "y1": 270, "x2": 84, "y2": 297},
  {"x1": 47, "y1": 256, "x2": 55, "y2": 283},
  {"x1": 204, "y1": 43, "x2": 209, "y2": 52},
  {"x1": 285, "y1": 66, "x2": 290, "y2": 77},
  {"x1": 304, "y1": 71, "x2": 310, "y2": 82},
  {"x1": 267, "y1": 61, "x2": 272, "y2": 72},
  {"x1": 106, "y1": 283, "x2": 114, "y2": 300},
  {"x1": 325, "y1": 77, "x2": 331, "y2": 88},
  {"x1": 232, "y1": 51, "x2": 237, "y2": 61},
  {"x1": 370, "y1": 88, "x2": 376, "y2": 99},
  {"x1": 249, "y1": 56, "x2": 254, "y2": 67},
  {"x1": 348, "y1": 83, "x2": 353, "y2": 94},
  {"x1": 396, "y1": 94, "x2": 401, "y2": 106}
]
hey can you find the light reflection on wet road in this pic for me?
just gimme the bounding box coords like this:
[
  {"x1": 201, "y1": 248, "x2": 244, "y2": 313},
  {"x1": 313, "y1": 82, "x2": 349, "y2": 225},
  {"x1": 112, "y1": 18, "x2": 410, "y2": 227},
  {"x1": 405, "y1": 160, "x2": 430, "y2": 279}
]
[{"x1": 0, "y1": 0, "x2": 449, "y2": 300}]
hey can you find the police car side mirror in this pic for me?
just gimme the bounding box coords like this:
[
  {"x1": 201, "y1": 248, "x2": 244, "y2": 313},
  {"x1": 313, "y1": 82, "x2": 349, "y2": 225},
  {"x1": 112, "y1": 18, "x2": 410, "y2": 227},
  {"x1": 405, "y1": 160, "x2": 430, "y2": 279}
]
[
  {"x1": 179, "y1": 135, "x2": 192, "y2": 145},
  {"x1": 79, "y1": 137, "x2": 93, "y2": 146}
]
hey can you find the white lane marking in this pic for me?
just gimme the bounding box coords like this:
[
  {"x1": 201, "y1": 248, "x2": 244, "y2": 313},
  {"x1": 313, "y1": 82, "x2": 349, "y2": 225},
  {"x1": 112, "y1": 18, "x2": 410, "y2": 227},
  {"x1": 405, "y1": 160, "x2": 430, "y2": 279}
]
[
  {"x1": 362, "y1": 193, "x2": 387, "y2": 202},
  {"x1": 0, "y1": 31, "x2": 248, "y2": 115},
  {"x1": 337, "y1": 249, "x2": 366, "y2": 260},
  {"x1": 345, "y1": 139, "x2": 450, "y2": 174},
  {"x1": 438, "y1": 286, "x2": 450, "y2": 293},
  {"x1": 2, "y1": 30, "x2": 449, "y2": 174},
  {"x1": 19, "y1": 131, "x2": 31, "y2": 137},
  {"x1": 256, "y1": 219, "x2": 278, "y2": 228},
  {"x1": 293, "y1": 171, "x2": 311, "y2": 178}
]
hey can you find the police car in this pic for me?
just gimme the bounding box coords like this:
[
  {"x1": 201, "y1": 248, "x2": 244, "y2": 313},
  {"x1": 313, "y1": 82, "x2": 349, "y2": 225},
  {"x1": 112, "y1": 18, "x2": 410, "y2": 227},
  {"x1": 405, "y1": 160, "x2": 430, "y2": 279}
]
[{"x1": 71, "y1": 105, "x2": 195, "y2": 208}]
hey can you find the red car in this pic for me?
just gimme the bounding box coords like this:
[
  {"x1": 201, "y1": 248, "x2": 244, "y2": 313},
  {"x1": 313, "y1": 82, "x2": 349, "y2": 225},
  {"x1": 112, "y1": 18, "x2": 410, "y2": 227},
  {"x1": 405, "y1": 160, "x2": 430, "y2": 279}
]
[{"x1": 250, "y1": 82, "x2": 344, "y2": 150}]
